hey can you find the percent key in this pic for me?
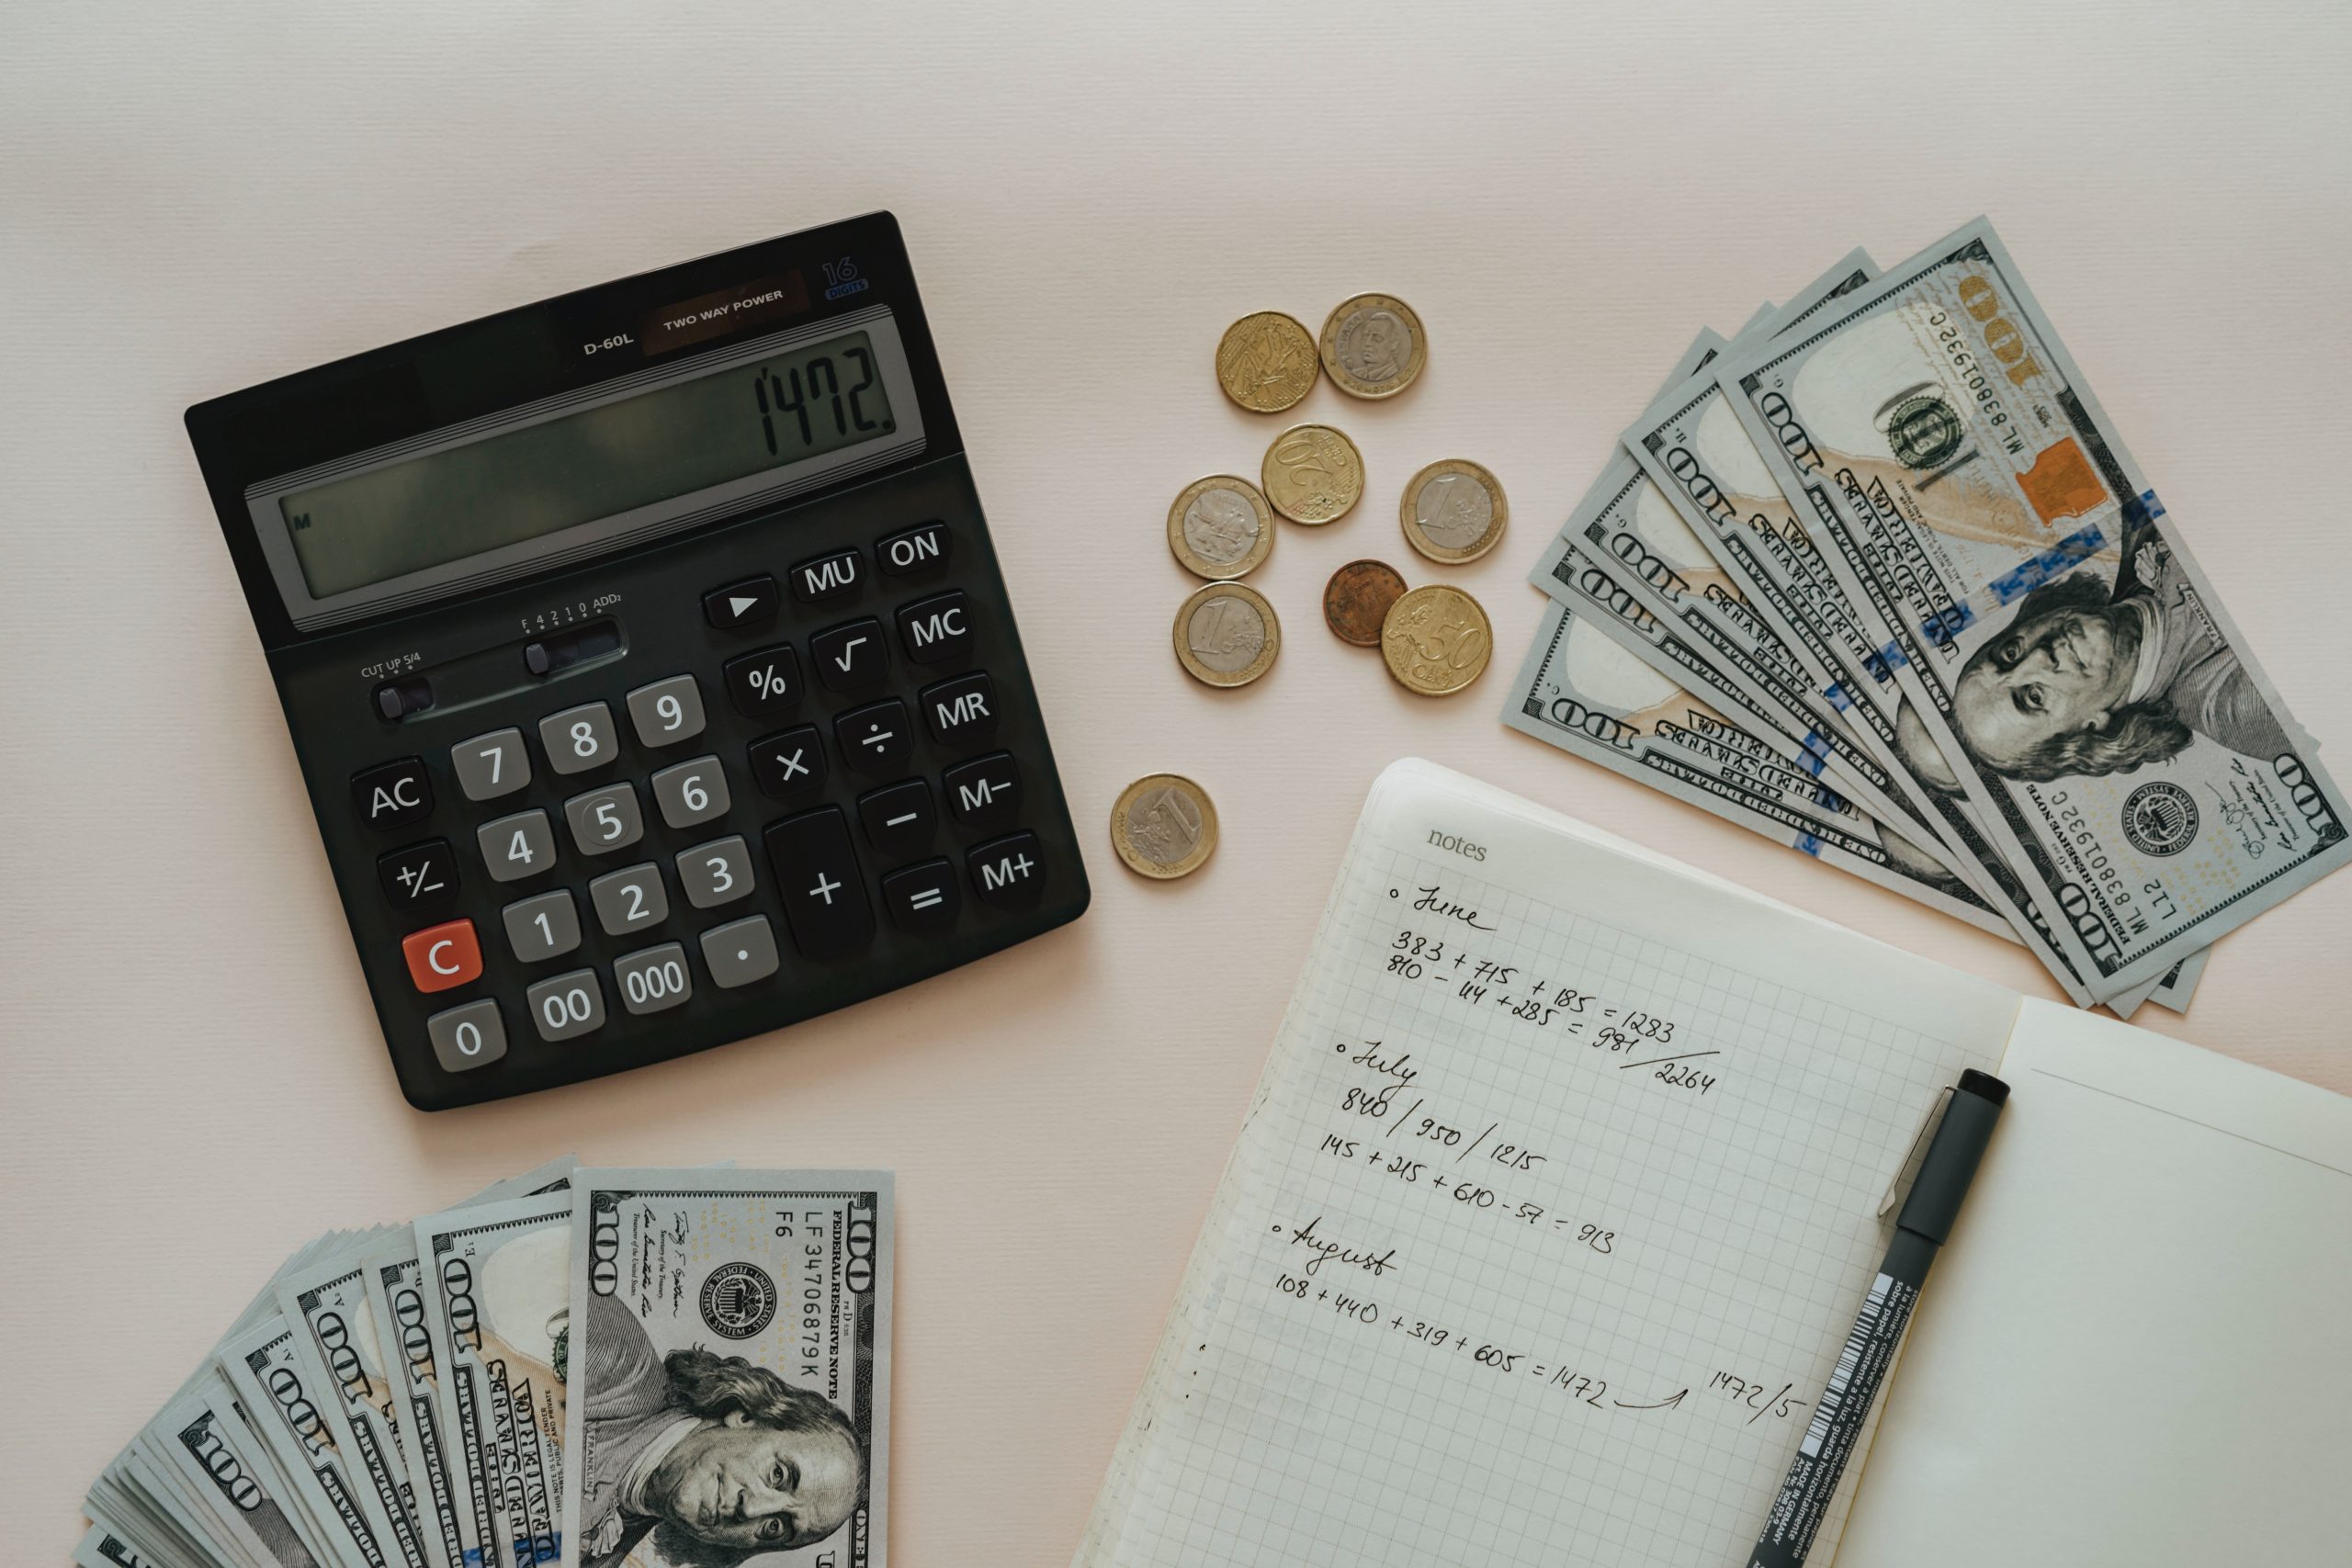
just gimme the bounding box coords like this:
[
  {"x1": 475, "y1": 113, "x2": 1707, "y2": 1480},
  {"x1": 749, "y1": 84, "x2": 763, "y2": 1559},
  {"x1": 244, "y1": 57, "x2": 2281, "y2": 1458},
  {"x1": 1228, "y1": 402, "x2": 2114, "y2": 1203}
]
[{"x1": 725, "y1": 645, "x2": 804, "y2": 716}]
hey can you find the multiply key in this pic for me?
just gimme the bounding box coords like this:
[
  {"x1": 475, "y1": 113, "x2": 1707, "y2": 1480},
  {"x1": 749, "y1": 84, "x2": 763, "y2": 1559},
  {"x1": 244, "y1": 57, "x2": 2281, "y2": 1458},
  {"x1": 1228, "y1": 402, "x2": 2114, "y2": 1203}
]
[
  {"x1": 763, "y1": 807, "x2": 876, "y2": 959},
  {"x1": 749, "y1": 726, "x2": 827, "y2": 801}
]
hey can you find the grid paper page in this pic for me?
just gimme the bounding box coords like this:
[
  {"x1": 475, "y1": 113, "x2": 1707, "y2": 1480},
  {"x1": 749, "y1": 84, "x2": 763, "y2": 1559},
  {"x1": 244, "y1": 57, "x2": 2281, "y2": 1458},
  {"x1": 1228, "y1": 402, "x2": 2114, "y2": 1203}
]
[{"x1": 1074, "y1": 761, "x2": 2017, "y2": 1568}]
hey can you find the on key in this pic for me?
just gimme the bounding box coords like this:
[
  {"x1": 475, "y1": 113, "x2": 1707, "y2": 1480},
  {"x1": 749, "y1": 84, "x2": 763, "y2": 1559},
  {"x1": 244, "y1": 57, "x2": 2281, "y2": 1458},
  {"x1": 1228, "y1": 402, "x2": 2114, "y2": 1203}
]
[{"x1": 763, "y1": 807, "x2": 876, "y2": 959}]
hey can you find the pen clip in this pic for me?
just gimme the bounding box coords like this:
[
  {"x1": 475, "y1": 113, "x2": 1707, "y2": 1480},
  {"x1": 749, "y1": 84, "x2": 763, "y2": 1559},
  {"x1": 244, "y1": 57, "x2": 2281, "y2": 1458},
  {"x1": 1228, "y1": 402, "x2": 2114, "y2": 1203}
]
[{"x1": 1877, "y1": 1085, "x2": 1952, "y2": 1218}]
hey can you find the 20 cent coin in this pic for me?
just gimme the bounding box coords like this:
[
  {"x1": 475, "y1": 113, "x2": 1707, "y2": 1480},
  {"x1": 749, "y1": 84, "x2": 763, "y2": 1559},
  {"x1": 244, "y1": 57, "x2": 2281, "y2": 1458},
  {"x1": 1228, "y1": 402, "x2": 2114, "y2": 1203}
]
[
  {"x1": 1318, "y1": 293, "x2": 1427, "y2": 399},
  {"x1": 1173, "y1": 581, "x2": 1281, "y2": 688},
  {"x1": 1167, "y1": 475, "x2": 1275, "y2": 581},
  {"x1": 1111, "y1": 773, "x2": 1219, "y2": 879},
  {"x1": 1215, "y1": 311, "x2": 1319, "y2": 412},
  {"x1": 1380, "y1": 583, "x2": 1492, "y2": 695},
  {"x1": 1261, "y1": 423, "x2": 1364, "y2": 525},
  {"x1": 1323, "y1": 559, "x2": 1408, "y2": 647},
  {"x1": 1400, "y1": 459, "x2": 1508, "y2": 563}
]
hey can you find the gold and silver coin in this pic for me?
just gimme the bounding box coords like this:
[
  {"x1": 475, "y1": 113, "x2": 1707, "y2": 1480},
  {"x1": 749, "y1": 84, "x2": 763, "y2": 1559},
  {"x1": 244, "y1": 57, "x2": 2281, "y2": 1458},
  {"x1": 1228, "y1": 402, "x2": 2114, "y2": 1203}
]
[
  {"x1": 1110, "y1": 773, "x2": 1220, "y2": 880},
  {"x1": 1173, "y1": 581, "x2": 1281, "y2": 688},
  {"x1": 1215, "y1": 311, "x2": 1319, "y2": 412},
  {"x1": 1399, "y1": 458, "x2": 1508, "y2": 563},
  {"x1": 1165, "y1": 475, "x2": 1275, "y2": 581},
  {"x1": 1322, "y1": 558, "x2": 1408, "y2": 648},
  {"x1": 1318, "y1": 293, "x2": 1427, "y2": 399},
  {"x1": 1380, "y1": 583, "x2": 1492, "y2": 696},
  {"x1": 1260, "y1": 423, "x2": 1364, "y2": 525}
]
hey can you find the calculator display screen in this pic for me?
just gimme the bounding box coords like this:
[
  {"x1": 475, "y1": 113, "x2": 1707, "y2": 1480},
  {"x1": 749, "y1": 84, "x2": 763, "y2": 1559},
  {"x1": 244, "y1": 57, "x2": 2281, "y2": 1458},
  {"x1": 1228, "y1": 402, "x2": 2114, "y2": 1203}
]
[{"x1": 277, "y1": 329, "x2": 897, "y2": 599}]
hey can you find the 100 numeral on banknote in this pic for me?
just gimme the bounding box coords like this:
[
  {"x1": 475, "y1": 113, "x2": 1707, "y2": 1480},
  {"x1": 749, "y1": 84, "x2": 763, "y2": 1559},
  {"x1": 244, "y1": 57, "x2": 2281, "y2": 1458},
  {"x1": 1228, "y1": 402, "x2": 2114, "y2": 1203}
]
[
  {"x1": 1715, "y1": 219, "x2": 2349, "y2": 999},
  {"x1": 560, "y1": 1171, "x2": 892, "y2": 1568}
]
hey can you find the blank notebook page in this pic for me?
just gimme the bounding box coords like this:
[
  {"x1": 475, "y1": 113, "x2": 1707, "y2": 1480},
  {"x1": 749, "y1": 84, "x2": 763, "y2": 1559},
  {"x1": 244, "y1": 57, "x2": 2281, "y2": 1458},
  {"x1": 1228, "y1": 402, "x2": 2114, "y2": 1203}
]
[
  {"x1": 1835, "y1": 999, "x2": 2352, "y2": 1568},
  {"x1": 1074, "y1": 760, "x2": 2017, "y2": 1568}
]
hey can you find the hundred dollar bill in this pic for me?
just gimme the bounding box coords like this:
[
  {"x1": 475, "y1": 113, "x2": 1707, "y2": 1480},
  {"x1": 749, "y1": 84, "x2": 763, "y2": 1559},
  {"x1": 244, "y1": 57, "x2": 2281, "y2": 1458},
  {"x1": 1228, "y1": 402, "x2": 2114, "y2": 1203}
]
[
  {"x1": 154, "y1": 1380, "x2": 330, "y2": 1568},
  {"x1": 1625, "y1": 257, "x2": 1918, "y2": 759},
  {"x1": 220, "y1": 1312, "x2": 407, "y2": 1568},
  {"x1": 559, "y1": 1169, "x2": 893, "y2": 1568},
  {"x1": 1712, "y1": 217, "x2": 2349, "y2": 998},
  {"x1": 362, "y1": 1158, "x2": 579, "y2": 1568},
  {"x1": 278, "y1": 1256, "x2": 439, "y2": 1568},
  {"x1": 1536, "y1": 449, "x2": 1972, "y2": 866},
  {"x1": 415, "y1": 1193, "x2": 576, "y2": 1568},
  {"x1": 1504, "y1": 600, "x2": 2016, "y2": 935},
  {"x1": 76, "y1": 1514, "x2": 181, "y2": 1568}
]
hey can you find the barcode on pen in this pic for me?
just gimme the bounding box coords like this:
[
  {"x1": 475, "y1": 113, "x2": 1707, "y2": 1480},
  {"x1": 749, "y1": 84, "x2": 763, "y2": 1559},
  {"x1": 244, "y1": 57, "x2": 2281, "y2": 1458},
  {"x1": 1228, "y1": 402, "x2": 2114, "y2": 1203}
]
[{"x1": 1798, "y1": 1271, "x2": 1893, "y2": 1458}]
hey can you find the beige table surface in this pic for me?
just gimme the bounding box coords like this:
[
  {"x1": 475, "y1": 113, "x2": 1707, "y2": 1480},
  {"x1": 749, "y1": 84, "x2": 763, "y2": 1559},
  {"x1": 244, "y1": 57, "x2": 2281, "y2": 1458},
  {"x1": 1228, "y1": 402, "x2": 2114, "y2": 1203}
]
[{"x1": 7, "y1": 3, "x2": 2349, "y2": 1562}]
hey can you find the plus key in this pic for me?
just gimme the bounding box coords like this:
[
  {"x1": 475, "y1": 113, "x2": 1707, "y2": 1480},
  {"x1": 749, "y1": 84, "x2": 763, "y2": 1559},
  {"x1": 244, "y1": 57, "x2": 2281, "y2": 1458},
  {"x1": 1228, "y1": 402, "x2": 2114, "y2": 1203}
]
[{"x1": 762, "y1": 807, "x2": 876, "y2": 959}]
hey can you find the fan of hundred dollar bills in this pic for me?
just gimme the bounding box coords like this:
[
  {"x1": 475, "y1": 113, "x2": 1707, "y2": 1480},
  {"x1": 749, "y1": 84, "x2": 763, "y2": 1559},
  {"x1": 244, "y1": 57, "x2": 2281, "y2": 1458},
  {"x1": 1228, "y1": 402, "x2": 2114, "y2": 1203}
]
[
  {"x1": 1504, "y1": 216, "x2": 2349, "y2": 1018},
  {"x1": 76, "y1": 1161, "x2": 892, "y2": 1568}
]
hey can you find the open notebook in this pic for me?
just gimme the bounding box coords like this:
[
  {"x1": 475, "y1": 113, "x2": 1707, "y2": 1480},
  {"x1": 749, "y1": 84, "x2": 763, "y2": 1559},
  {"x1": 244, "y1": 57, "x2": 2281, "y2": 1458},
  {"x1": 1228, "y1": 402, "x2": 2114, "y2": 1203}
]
[{"x1": 1073, "y1": 760, "x2": 2349, "y2": 1568}]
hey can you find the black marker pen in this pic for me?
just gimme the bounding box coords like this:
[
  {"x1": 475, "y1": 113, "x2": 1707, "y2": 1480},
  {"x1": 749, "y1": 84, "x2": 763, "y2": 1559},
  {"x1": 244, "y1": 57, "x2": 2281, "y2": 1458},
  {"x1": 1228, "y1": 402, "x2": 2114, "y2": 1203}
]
[{"x1": 1743, "y1": 1068, "x2": 2008, "y2": 1568}]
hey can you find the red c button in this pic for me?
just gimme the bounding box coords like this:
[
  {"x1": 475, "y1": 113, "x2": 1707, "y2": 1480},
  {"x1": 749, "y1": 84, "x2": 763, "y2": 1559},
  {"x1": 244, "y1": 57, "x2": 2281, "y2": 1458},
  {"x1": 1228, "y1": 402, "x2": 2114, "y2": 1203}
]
[{"x1": 401, "y1": 919, "x2": 482, "y2": 994}]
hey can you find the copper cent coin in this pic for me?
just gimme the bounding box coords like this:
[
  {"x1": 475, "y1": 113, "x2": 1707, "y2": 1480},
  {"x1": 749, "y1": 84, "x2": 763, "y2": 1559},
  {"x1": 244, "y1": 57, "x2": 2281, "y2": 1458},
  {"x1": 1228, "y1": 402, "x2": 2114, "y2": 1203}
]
[
  {"x1": 1215, "y1": 311, "x2": 1319, "y2": 412},
  {"x1": 1110, "y1": 773, "x2": 1220, "y2": 879},
  {"x1": 1323, "y1": 559, "x2": 1409, "y2": 647},
  {"x1": 1172, "y1": 581, "x2": 1281, "y2": 688}
]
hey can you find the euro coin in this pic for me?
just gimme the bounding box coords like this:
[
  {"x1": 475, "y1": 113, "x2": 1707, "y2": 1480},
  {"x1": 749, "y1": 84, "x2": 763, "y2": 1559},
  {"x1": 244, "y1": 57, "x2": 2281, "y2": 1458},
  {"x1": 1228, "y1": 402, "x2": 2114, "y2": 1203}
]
[
  {"x1": 1380, "y1": 583, "x2": 1492, "y2": 695},
  {"x1": 1318, "y1": 293, "x2": 1427, "y2": 399},
  {"x1": 1399, "y1": 458, "x2": 1508, "y2": 563},
  {"x1": 1215, "y1": 311, "x2": 1319, "y2": 412},
  {"x1": 1323, "y1": 558, "x2": 1408, "y2": 647},
  {"x1": 1173, "y1": 581, "x2": 1281, "y2": 688},
  {"x1": 1261, "y1": 423, "x2": 1364, "y2": 525},
  {"x1": 1166, "y1": 475, "x2": 1275, "y2": 581},
  {"x1": 1111, "y1": 773, "x2": 1219, "y2": 879}
]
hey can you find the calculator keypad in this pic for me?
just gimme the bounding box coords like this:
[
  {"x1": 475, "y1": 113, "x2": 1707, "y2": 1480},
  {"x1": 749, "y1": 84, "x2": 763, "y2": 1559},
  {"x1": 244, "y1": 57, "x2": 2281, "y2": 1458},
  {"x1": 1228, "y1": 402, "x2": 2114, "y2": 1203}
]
[
  {"x1": 881, "y1": 859, "x2": 960, "y2": 933},
  {"x1": 650, "y1": 756, "x2": 731, "y2": 829},
  {"x1": 811, "y1": 619, "x2": 888, "y2": 693},
  {"x1": 676, "y1": 836, "x2": 755, "y2": 909},
  {"x1": 614, "y1": 942, "x2": 694, "y2": 1015},
  {"x1": 426, "y1": 999, "x2": 507, "y2": 1073},
  {"x1": 588, "y1": 863, "x2": 669, "y2": 936},
  {"x1": 750, "y1": 727, "x2": 827, "y2": 800},
  {"x1": 541, "y1": 703, "x2": 620, "y2": 775},
  {"x1": 724, "y1": 646, "x2": 802, "y2": 717},
  {"x1": 765, "y1": 807, "x2": 875, "y2": 959},
  {"x1": 857, "y1": 779, "x2": 936, "y2": 858},
  {"x1": 563, "y1": 783, "x2": 644, "y2": 855},
  {"x1": 502, "y1": 889, "x2": 582, "y2": 963},
  {"x1": 837, "y1": 700, "x2": 912, "y2": 775},
  {"x1": 626, "y1": 675, "x2": 707, "y2": 749},
  {"x1": 379, "y1": 839, "x2": 460, "y2": 911},
  {"x1": 402, "y1": 919, "x2": 483, "y2": 992},
  {"x1": 791, "y1": 548, "x2": 864, "y2": 604},
  {"x1": 526, "y1": 968, "x2": 606, "y2": 1041},
  {"x1": 700, "y1": 916, "x2": 780, "y2": 987},
  {"x1": 897, "y1": 592, "x2": 972, "y2": 664},
  {"x1": 922, "y1": 672, "x2": 998, "y2": 747},
  {"x1": 478, "y1": 809, "x2": 557, "y2": 883},
  {"x1": 337, "y1": 497, "x2": 1081, "y2": 1107},
  {"x1": 355, "y1": 759, "x2": 434, "y2": 830}
]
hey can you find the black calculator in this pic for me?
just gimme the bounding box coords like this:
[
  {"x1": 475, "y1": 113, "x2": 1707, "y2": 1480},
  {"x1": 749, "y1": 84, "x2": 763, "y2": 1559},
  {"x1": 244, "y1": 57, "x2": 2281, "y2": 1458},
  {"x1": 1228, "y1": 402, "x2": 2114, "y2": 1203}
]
[{"x1": 186, "y1": 212, "x2": 1090, "y2": 1111}]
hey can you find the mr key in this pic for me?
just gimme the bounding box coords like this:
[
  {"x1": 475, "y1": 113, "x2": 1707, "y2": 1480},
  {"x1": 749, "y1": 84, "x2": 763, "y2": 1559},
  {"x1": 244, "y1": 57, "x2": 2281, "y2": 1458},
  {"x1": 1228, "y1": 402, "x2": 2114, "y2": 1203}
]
[{"x1": 188, "y1": 213, "x2": 1090, "y2": 1108}]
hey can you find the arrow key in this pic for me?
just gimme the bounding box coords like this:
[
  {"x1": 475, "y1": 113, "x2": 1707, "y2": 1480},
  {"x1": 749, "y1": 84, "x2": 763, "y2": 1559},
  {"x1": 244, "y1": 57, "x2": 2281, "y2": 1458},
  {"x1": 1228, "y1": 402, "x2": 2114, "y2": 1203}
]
[
  {"x1": 702, "y1": 574, "x2": 780, "y2": 631},
  {"x1": 810, "y1": 616, "x2": 888, "y2": 693}
]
